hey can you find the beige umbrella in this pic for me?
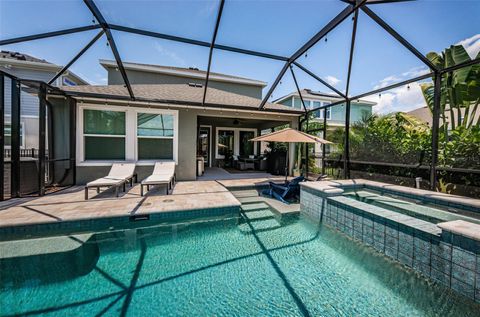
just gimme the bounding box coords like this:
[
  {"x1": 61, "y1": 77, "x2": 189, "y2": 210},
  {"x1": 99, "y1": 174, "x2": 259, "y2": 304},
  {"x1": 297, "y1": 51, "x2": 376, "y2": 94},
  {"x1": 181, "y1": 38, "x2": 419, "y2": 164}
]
[{"x1": 250, "y1": 128, "x2": 332, "y2": 181}]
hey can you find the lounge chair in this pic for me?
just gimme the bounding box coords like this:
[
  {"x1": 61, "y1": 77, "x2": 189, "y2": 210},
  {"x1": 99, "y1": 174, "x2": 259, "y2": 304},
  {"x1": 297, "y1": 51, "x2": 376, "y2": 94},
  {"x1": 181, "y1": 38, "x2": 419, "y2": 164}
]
[
  {"x1": 85, "y1": 163, "x2": 137, "y2": 200},
  {"x1": 141, "y1": 161, "x2": 176, "y2": 196},
  {"x1": 262, "y1": 176, "x2": 305, "y2": 204}
]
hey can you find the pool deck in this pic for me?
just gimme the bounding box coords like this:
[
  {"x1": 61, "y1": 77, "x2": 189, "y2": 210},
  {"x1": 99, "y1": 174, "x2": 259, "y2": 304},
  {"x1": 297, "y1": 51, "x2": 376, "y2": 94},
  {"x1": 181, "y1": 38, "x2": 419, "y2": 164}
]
[
  {"x1": 0, "y1": 176, "x2": 290, "y2": 234},
  {"x1": 0, "y1": 181, "x2": 240, "y2": 229}
]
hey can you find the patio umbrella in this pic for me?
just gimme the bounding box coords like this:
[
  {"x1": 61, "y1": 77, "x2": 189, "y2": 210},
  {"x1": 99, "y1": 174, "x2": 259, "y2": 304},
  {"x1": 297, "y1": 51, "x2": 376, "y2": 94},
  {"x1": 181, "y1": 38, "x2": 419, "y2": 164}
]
[{"x1": 250, "y1": 128, "x2": 332, "y2": 181}]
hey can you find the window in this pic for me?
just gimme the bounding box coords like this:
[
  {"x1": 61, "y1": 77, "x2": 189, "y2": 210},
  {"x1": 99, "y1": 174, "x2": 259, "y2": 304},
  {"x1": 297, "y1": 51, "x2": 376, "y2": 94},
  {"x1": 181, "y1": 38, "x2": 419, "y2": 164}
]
[
  {"x1": 83, "y1": 109, "x2": 126, "y2": 160},
  {"x1": 79, "y1": 105, "x2": 178, "y2": 164},
  {"x1": 137, "y1": 113, "x2": 174, "y2": 160},
  {"x1": 325, "y1": 102, "x2": 331, "y2": 120},
  {"x1": 217, "y1": 130, "x2": 234, "y2": 158},
  {"x1": 239, "y1": 131, "x2": 255, "y2": 156},
  {"x1": 312, "y1": 101, "x2": 321, "y2": 118},
  {"x1": 4, "y1": 123, "x2": 24, "y2": 147},
  {"x1": 216, "y1": 128, "x2": 257, "y2": 159}
]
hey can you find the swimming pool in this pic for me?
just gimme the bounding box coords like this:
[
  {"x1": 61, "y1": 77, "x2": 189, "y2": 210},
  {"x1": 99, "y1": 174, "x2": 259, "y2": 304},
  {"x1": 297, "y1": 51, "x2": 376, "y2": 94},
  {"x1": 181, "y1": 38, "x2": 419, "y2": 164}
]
[{"x1": 1, "y1": 204, "x2": 479, "y2": 316}]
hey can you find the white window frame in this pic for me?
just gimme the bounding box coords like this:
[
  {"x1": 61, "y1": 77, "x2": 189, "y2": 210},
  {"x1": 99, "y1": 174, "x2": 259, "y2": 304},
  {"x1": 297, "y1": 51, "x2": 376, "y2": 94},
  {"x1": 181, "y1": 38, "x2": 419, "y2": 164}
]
[
  {"x1": 324, "y1": 102, "x2": 332, "y2": 120},
  {"x1": 215, "y1": 127, "x2": 257, "y2": 159},
  {"x1": 135, "y1": 108, "x2": 178, "y2": 162},
  {"x1": 77, "y1": 104, "x2": 178, "y2": 166}
]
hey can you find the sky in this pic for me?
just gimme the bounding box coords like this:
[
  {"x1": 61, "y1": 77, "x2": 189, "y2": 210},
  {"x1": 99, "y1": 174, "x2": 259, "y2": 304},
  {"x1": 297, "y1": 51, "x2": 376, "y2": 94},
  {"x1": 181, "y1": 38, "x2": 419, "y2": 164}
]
[{"x1": 0, "y1": 0, "x2": 479, "y2": 114}]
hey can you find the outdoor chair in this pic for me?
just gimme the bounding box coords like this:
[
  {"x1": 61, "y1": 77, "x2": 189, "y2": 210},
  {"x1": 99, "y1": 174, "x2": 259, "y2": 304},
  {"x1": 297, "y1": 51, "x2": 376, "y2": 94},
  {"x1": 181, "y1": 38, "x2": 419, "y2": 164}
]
[
  {"x1": 141, "y1": 161, "x2": 176, "y2": 196},
  {"x1": 262, "y1": 175, "x2": 305, "y2": 204},
  {"x1": 85, "y1": 163, "x2": 137, "y2": 200}
]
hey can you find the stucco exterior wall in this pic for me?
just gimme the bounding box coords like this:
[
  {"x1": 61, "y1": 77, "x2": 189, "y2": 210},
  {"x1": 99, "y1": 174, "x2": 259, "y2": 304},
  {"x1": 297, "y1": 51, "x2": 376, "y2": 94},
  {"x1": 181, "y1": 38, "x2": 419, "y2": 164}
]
[{"x1": 75, "y1": 103, "x2": 299, "y2": 184}]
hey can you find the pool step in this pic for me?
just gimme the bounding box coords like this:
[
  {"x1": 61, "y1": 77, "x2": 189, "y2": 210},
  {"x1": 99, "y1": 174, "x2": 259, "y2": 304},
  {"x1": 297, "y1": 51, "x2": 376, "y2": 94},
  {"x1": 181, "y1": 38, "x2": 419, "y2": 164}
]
[
  {"x1": 240, "y1": 202, "x2": 270, "y2": 212},
  {"x1": 0, "y1": 234, "x2": 93, "y2": 259},
  {"x1": 231, "y1": 189, "x2": 260, "y2": 199},
  {"x1": 243, "y1": 209, "x2": 275, "y2": 221}
]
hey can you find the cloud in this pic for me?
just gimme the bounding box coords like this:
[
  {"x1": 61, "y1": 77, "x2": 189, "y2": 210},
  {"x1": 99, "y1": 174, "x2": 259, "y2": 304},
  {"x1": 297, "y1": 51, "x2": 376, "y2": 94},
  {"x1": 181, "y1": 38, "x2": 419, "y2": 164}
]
[
  {"x1": 366, "y1": 32, "x2": 480, "y2": 115},
  {"x1": 198, "y1": 1, "x2": 218, "y2": 17},
  {"x1": 364, "y1": 82, "x2": 427, "y2": 114},
  {"x1": 373, "y1": 66, "x2": 429, "y2": 90},
  {"x1": 364, "y1": 66, "x2": 431, "y2": 114},
  {"x1": 325, "y1": 75, "x2": 341, "y2": 86},
  {"x1": 456, "y1": 34, "x2": 480, "y2": 59},
  {"x1": 153, "y1": 41, "x2": 187, "y2": 67}
]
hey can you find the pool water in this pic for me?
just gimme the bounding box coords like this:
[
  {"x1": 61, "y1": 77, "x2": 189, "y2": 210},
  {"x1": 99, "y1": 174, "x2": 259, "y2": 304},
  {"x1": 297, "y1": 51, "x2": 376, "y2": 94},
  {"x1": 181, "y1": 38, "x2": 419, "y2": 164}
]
[
  {"x1": 343, "y1": 189, "x2": 480, "y2": 225},
  {"x1": 1, "y1": 205, "x2": 479, "y2": 316}
]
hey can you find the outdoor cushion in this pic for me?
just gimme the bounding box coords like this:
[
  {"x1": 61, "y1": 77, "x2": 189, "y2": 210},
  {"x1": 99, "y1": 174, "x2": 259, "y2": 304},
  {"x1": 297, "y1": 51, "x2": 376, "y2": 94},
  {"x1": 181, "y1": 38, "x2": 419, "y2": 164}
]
[
  {"x1": 142, "y1": 174, "x2": 172, "y2": 185},
  {"x1": 86, "y1": 177, "x2": 124, "y2": 187},
  {"x1": 108, "y1": 163, "x2": 136, "y2": 179}
]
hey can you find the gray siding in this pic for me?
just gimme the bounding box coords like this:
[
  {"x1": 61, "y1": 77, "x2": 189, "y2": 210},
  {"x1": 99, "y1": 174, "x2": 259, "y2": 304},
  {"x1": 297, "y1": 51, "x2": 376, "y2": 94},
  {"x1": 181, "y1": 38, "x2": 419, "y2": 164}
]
[{"x1": 108, "y1": 68, "x2": 263, "y2": 99}]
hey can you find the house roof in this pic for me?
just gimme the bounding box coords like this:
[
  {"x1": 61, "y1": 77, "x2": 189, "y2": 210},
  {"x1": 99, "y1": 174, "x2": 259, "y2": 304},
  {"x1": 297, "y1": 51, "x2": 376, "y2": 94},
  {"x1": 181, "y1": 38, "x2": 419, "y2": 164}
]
[
  {"x1": 274, "y1": 89, "x2": 376, "y2": 106},
  {"x1": 62, "y1": 83, "x2": 304, "y2": 114},
  {"x1": 407, "y1": 106, "x2": 432, "y2": 125},
  {"x1": 100, "y1": 59, "x2": 267, "y2": 87},
  {"x1": 0, "y1": 51, "x2": 51, "y2": 64},
  {"x1": 0, "y1": 50, "x2": 89, "y2": 85}
]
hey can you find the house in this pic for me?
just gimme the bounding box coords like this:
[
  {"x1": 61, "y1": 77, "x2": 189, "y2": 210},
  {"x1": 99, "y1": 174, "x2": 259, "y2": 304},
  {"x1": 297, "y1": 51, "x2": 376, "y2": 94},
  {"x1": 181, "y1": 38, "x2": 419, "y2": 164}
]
[
  {"x1": 274, "y1": 89, "x2": 375, "y2": 127},
  {"x1": 59, "y1": 60, "x2": 303, "y2": 183},
  {"x1": 274, "y1": 89, "x2": 375, "y2": 156},
  {"x1": 407, "y1": 106, "x2": 480, "y2": 129},
  {"x1": 0, "y1": 51, "x2": 88, "y2": 150}
]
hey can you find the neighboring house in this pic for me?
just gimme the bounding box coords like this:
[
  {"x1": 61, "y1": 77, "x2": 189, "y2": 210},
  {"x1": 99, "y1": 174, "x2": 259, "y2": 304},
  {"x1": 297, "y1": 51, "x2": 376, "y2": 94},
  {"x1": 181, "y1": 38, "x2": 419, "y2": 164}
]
[
  {"x1": 0, "y1": 51, "x2": 88, "y2": 150},
  {"x1": 407, "y1": 106, "x2": 480, "y2": 129},
  {"x1": 60, "y1": 60, "x2": 303, "y2": 183},
  {"x1": 274, "y1": 89, "x2": 375, "y2": 156},
  {"x1": 274, "y1": 89, "x2": 375, "y2": 127}
]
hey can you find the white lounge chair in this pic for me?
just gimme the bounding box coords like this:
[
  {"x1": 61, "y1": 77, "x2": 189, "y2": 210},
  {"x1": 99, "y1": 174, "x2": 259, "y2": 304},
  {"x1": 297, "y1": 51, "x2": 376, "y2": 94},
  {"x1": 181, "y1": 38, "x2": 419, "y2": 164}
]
[
  {"x1": 141, "y1": 162, "x2": 176, "y2": 196},
  {"x1": 84, "y1": 163, "x2": 137, "y2": 200}
]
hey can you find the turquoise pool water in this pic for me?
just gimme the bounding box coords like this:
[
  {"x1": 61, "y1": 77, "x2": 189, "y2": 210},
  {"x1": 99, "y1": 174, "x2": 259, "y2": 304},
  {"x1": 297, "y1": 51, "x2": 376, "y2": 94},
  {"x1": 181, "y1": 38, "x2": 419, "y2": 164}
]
[{"x1": 1, "y1": 206, "x2": 479, "y2": 316}]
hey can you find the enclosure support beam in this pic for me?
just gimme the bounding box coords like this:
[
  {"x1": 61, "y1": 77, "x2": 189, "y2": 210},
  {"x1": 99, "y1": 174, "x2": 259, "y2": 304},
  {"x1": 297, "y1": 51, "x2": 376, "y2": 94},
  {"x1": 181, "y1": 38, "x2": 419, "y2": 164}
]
[
  {"x1": 38, "y1": 84, "x2": 47, "y2": 196},
  {"x1": 322, "y1": 109, "x2": 328, "y2": 176},
  {"x1": 109, "y1": 24, "x2": 289, "y2": 62},
  {"x1": 342, "y1": 5, "x2": 359, "y2": 179},
  {"x1": 430, "y1": 72, "x2": 441, "y2": 190},
  {"x1": 48, "y1": 30, "x2": 104, "y2": 85},
  {"x1": 0, "y1": 25, "x2": 101, "y2": 46},
  {"x1": 259, "y1": 2, "x2": 366, "y2": 110},
  {"x1": 69, "y1": 97, "x2": 77, "y2": 185},
  {"x1": 0, "y1": 75, "x2": 4, "y2": 201},
  {"x1": 351, "y1": 72, "x2": 432, "y2": 100},
  {"x1": 293, "y1": 62, "x2": 347, "y2": 98},
  {"x1": 10, "y1": 79, "x2": 21, "y2": 198},
  {"x1": 345, "y1": 9, "x2": 359, "y2": 97},
  {"x1": 344, "y1": 99, "x2": 351, "y2": 179},
  {"x1": 361, "y1": 6, "x2": 438, "y2": 72},
  {"x1": 83, "y1": 0, "x2": 135, "y2": 100},
  {"x1": 440, "y1": 58, "x2": 480, "y2": 74},
  {"x1": 203, "y1": 0, "x2": 225, "y2": 105},
  {"x1": 289, "y1": 66, "x2": 308, "y2": 113}
]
